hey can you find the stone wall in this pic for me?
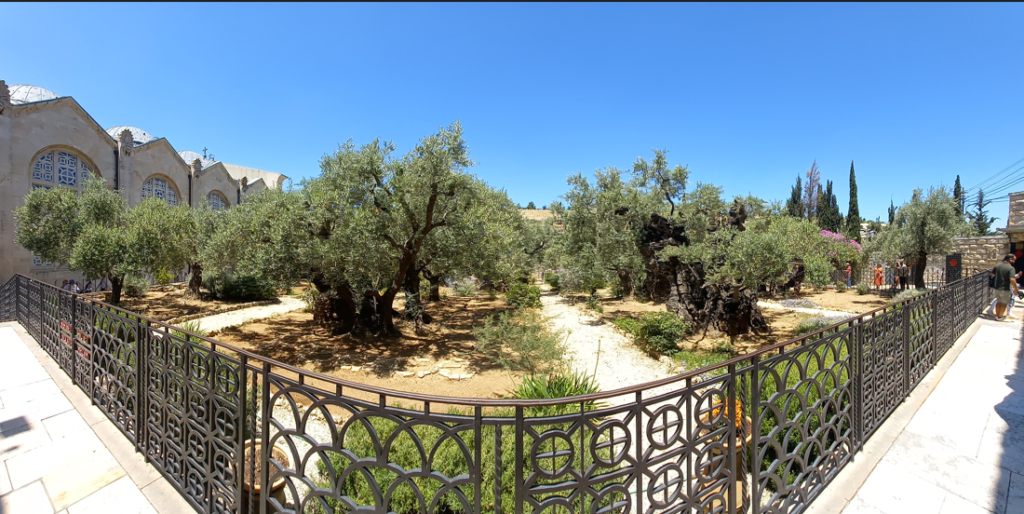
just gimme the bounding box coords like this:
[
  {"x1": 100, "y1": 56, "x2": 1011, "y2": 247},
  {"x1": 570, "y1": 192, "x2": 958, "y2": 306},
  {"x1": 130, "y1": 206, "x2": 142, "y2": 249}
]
[
  {"x1": 1007, "y1": 192, "x2": 1024, "y2": 230},
  {"x1": 951, "y1": 234, "x2": 1010, "y2": 272}
]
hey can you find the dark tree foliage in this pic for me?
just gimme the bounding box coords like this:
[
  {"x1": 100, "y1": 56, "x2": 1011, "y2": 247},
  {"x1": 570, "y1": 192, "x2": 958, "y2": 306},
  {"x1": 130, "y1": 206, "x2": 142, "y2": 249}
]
[
  {"x1": 785, "y1": 175, "x2": 804, "y2": 218},
  {"x1": 525, "y1": 201, "x2": 536, "y2": 209},
  {"x1": 846, "y1": 161, "x2": 861, "y2": 241},
  {"x1": 953, "y1": 175, "x2": 963, "y2": 216},
  {"x1": 803, "y1": 160, "x2": 821, "y2": 220},
  {"x1": 888, "y1": 200, "x2": 896, "y2": 224},
  {"x1": 818, "y1": 180, "x2": 843, "y2": 232},
  {"x1": 967, "y1": 189, "x2": 997, "y2": 235}
]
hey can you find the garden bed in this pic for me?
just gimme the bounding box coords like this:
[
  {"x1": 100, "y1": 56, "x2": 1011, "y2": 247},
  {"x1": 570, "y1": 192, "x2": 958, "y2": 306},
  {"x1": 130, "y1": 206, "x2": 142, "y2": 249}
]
[
  {"x1": 213, "y1": 293, "x2": 522, "y2": 399},
  {"x1": 97, "y1": 284, "x2": 272, "y2": 321}
]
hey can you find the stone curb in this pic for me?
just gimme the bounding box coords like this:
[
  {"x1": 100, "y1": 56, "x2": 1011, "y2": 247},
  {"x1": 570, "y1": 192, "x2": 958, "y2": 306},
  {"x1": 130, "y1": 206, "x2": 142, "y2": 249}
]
[{"x1": 165, "y1": 299, "x2": 281, "y2": 325}]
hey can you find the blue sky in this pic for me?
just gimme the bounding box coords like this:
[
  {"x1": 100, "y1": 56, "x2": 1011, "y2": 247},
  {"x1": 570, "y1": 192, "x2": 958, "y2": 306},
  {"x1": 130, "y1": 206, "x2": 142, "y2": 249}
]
[{"x1": 4, "y1": 3, "x2": 1023, "y2": 225}]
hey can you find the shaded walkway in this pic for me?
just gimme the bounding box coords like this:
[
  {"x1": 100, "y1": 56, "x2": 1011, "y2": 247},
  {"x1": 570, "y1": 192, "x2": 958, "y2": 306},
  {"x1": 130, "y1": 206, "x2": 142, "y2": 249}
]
[
  {"x1": 194, "y1": 296, "x2": 304, "y2": 334},
  {"x1": 0, "y1": 323, "x2": 193, "y2": 514},
  {"x1": 809, "y1": 306, "x2": 1024, "y2": 514}
]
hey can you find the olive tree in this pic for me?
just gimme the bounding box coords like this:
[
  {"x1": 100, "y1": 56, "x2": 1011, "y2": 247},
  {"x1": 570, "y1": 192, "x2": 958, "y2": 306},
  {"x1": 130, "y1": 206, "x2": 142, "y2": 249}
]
[
  {"x1": 15, "y1": 175, "x2": 133, "y2": 302},
  {"x1": 867, "y1": 186, "x2": 966, "y2": 289}
]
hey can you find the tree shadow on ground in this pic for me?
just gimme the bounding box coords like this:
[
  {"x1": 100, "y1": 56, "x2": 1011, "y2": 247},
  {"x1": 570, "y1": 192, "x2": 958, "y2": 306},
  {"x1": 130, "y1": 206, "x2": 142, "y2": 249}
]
[{"x1": 214, "y1": 295, "x2": 514, "y2": 376}]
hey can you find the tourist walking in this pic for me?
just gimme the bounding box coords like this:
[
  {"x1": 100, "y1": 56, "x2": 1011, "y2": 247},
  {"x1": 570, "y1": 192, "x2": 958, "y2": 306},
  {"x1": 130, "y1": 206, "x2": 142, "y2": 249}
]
[
  {"x1": 992, "y1": 254, "x2": 1016, "y2": 321},
  {"x1": 873, "y1": 263, "x2": 884, "y2": 290},
  {"x1": 898, "y1": 261, "x2": 909, "y2": 291}
]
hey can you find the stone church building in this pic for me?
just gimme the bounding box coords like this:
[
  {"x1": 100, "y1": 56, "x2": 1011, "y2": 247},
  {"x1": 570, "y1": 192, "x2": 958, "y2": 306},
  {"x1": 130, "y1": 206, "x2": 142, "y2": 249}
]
[{"x1": 0, "y1": 79, "x2": 287, "y2": 285}]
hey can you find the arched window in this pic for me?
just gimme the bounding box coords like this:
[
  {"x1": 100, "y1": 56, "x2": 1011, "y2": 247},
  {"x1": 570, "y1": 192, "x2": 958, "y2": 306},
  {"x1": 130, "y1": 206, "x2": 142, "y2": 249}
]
[
  {"x1": 141, "y1": 176, "x2": 179, "y2": 206},
  {"x1": 32, "y1": 149, "x2": 95, "y2": 192},
  {"x1": 206, "y1": 191, "x2": 228, "y2": 210},
  {"x1": 30, "y1": 149, "x2": 96, "y2": 268}
]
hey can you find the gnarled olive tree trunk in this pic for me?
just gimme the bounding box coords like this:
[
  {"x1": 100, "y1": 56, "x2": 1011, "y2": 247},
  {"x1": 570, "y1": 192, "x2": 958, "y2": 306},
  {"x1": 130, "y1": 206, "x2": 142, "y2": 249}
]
[{"x1": 638, "y1": 209, "x2": 769, "y2": 339}]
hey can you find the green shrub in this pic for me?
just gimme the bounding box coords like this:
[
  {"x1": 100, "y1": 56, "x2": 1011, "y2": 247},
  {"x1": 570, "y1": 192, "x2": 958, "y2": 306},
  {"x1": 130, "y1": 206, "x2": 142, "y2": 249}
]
[
  {"x1": 171, "y1": 320, "x2": 208, "y2": 341},
  {"x1": 836, "y1": 281, "x2": 848, "y2": 293},
  {"x1": 473, "y1": 309, "x2": 564, "y2": 373},
  {"x1": 612, "y1": 312, "x2": 689, "y2": 355},
  {"x1": 154, "y1": 269, "x2": 175, "y2": 286},
  {"x1": 584, "y1": 294, "x2": 603, "y2": 313},
  {"x1": 123, "y1": 274, "x2": 150, "y2": 298},
  {"x1": 794, "y1": 316, "x2": 841, "y2": 336},
  {"x1": 205, "y1": 272, "x2": 277, "y2": 301},
  {"x1": 505, "y1": 284, "x2": 541, "y2": 309},
  {"x1": 890, "y1": 288, "x2": 928, "y2": 305},
  {"x1": 856, "y1": 284, "x2": 870, "y2": 295},
  {"x1": 544, "y1": 271, "x2": 559, "y2": 290},
  {"x1": 512, "y1": 368, "x2": 602, "y2": 417},
  {"x1": 313, "y1": 410, "x2": 624, "y2": 514},
  {"x1": 451, "y1": 277, "x2": 479, "y2": 297}
]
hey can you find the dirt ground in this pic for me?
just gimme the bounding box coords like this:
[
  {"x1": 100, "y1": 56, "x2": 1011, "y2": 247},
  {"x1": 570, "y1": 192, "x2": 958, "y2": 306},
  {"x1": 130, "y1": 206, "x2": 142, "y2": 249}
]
[
  {"x1": 207, "y1": 286, "x2": 891, "y2": 399},
  {"x1": 784, "y1": 288, "x2": 890, "y2": 313},
  {"x1": 213, "y1": 292, "x2": 522, "y2": 399},
  {"x1": 588, "y1": 288, "x2": 888, "y2": 355},
  {"x1": 89, "y1": 284, "x2": 266, "y2": 321}
]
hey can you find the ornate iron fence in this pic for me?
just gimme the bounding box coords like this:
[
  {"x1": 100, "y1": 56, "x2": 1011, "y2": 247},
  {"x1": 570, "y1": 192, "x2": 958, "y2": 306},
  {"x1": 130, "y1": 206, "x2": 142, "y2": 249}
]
[{"x1": 0, "y1": 272, "x2": 993, "y2": 514}]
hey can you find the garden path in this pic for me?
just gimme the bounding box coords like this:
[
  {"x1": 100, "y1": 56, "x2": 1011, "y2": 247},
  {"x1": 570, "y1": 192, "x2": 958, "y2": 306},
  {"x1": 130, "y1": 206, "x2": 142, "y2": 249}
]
[
  {"x1": 194, "y1": 296, "x2": 305, "y2": 334},
  {"x1": 539, "y1": 293, "x2": 677, "y2": 405},
  {"x1": 757, "y1": 299, "x2": 858, "y2": 318}
]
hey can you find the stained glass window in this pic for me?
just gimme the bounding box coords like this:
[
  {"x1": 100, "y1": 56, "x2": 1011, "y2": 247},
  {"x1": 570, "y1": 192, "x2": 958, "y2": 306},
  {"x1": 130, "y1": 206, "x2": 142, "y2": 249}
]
[
  {"x1": 207, "y1": 192, "x2": 227, "y2": 210},
  {"x1": 141, "y1": 177, "x2": 179, "y2": 206},
  {"x1": 31, "y1": 149, "x2": 94, "y2": 192}
]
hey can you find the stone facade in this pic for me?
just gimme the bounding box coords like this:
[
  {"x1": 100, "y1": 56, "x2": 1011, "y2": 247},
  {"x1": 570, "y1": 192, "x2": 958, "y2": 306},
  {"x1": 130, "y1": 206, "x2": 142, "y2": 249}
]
[
  {"x1": 0, "y1": 80, "x2": 288, "y2": 285},
  {"x1": 951, "y1": 234, "x2": 1010, "y2": 272},
  {"x1": 1007, "y1": 192, "x2": 1024, "y2": 231}
]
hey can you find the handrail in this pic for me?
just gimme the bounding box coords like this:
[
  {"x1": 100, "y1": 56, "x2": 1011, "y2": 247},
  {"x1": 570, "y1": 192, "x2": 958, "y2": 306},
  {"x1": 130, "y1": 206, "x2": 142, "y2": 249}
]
[{"x1": 9, "y1": 270, "x2": 986, "y2": 408}]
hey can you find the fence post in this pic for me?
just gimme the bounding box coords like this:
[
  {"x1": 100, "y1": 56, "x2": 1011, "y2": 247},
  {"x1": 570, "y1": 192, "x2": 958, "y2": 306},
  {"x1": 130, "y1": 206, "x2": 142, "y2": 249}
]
[
  {"x1": 235, "y1": 355, "x2": 248, "y2": 514},
  {"x1": 70, "y1": 293, "x2": 77, "y2": 388},
  {"x1": 514, "y1": 405, "x2": 524, "y2": 514},
  {"x1": 750, "y1": 355, "x2": 761, "y2": 514},
  {"x1": 260, "y1": 362, "x2": 271, "y2": 514},
  {"x1": 854, "y1": 318, "x2": 864, "y2": 449},
  {"x1": 902, "y1": 301, "x2": 911, "y2": 396},
  {"x1": 728, "y1": 363, "x2": 737, "y2": 514}
]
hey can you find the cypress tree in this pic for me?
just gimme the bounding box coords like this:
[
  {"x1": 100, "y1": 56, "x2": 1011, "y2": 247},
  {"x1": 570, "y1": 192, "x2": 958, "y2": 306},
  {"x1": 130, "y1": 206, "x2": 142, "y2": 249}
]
[
  {"x1": 785, "y1": 175, "x2": 804, "y2": 217},
  {"x1": 819, "y1": 180, "x2": 844, "y2": 232},
  {"x1": 888, "y1": 200, "x2": 896, "y2": 224},
  {"x1": 846, "y1": 161, "x2": 861, "y2": 241},
  {"x1": 952, "y1": 175, "x2": 963, "y2": 216}
]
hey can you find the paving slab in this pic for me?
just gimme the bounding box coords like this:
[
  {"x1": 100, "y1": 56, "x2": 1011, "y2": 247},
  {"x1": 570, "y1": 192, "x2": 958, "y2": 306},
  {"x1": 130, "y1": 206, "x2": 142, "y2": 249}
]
[
  {"x1": 0, "y1": 324, "x2": 195, "y2": 514},
  {"x1": 807, "y1": 307, "x2": 1023, "y2": 514}
]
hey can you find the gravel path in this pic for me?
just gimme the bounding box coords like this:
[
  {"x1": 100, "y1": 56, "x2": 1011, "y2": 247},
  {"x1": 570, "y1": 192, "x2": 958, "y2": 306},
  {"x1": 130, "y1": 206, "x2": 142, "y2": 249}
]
[
  {"x1": 757, "y1": 300, "x2": 856, "y2": 318},
  {"x1": 539, "y1": 293, "x2": 677, "y2": 403},
  {"x1": 193, "y1": 297, "x2": 306, "y2": 333}
]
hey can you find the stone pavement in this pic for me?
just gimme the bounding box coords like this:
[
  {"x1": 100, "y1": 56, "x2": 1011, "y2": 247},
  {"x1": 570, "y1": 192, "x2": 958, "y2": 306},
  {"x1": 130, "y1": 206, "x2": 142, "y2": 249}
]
[
  {"x1": 0, "y1": 322, "x2": 194, "y2": 514},
  {"x1": 808, "y1": 304, "x2": 1024, "y2": 514},
  {"x1": 197, "y1": 296, "x2": 304, "y2": 334}
]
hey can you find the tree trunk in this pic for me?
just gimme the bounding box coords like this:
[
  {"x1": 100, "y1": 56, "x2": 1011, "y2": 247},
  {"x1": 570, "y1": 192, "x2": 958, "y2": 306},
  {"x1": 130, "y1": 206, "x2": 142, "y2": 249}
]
[
  {"x1": 914, "y1": 252, "x2": 928, "y2": 290},
  {"x1": 402, "y1": 269, "x2": 422, "y2": 319},
  {"x1": 375, "y1": 290, "x2": 401, "y2": 337},
  {"x1": 187, "y1": 262, "x2": 203, "y2": 297},
  {"x1": 310, "y1": 277, "x2": 359, "y2": 334},
  {"x1": 110, "y1": 276, "x2": 123, "y2": 305},
  {"x1": 616, "y1": 269, "x2": 634, "y2": 298},
  {"x1": 424, "y1": 270, "x2": 442, "y2": 302},
  {"x1": 638, "y1": 209, "x2": 769, "y2": 338}
]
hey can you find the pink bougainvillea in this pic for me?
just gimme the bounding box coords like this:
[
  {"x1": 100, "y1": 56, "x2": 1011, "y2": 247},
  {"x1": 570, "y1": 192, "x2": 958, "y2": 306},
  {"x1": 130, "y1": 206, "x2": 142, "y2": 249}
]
[{"x1": 821, "y1": 230, "x2": 862, "y2": 253}]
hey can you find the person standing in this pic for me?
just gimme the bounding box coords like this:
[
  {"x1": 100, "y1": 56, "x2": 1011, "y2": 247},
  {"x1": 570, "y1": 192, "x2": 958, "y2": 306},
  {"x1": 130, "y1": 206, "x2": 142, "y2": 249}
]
[
  {"x1": 845, "y1": 262, "x2": 853, "y2": 287},
  {"x1": 898, "y1": 261, "x2": 909, "y2": 291},
  {"x1": 873, "y1": 263, "x2": 884, "y2": 290},
  {"x1": 993, "y1": 254, "x2": 1017, "y2": 321}
]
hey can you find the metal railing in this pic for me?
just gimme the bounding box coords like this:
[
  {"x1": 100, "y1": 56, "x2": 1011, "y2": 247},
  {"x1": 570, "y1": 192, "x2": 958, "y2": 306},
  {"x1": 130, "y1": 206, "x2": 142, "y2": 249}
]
[{"x1": 0, "y1": 272, "x2": 992, "y2": 514}]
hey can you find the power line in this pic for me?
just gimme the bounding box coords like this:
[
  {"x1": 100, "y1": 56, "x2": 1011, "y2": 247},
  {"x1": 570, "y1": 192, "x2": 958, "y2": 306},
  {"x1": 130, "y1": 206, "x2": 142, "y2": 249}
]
[{"x1": 965, "y1": 156, "x2": 1024, "y2": 193}]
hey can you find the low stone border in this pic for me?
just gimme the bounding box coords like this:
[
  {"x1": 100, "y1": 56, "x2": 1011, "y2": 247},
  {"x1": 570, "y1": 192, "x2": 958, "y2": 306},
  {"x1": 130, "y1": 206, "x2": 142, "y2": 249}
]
[{"x1": 165, "y1": 298, "x2": 281, "y2": 325}]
